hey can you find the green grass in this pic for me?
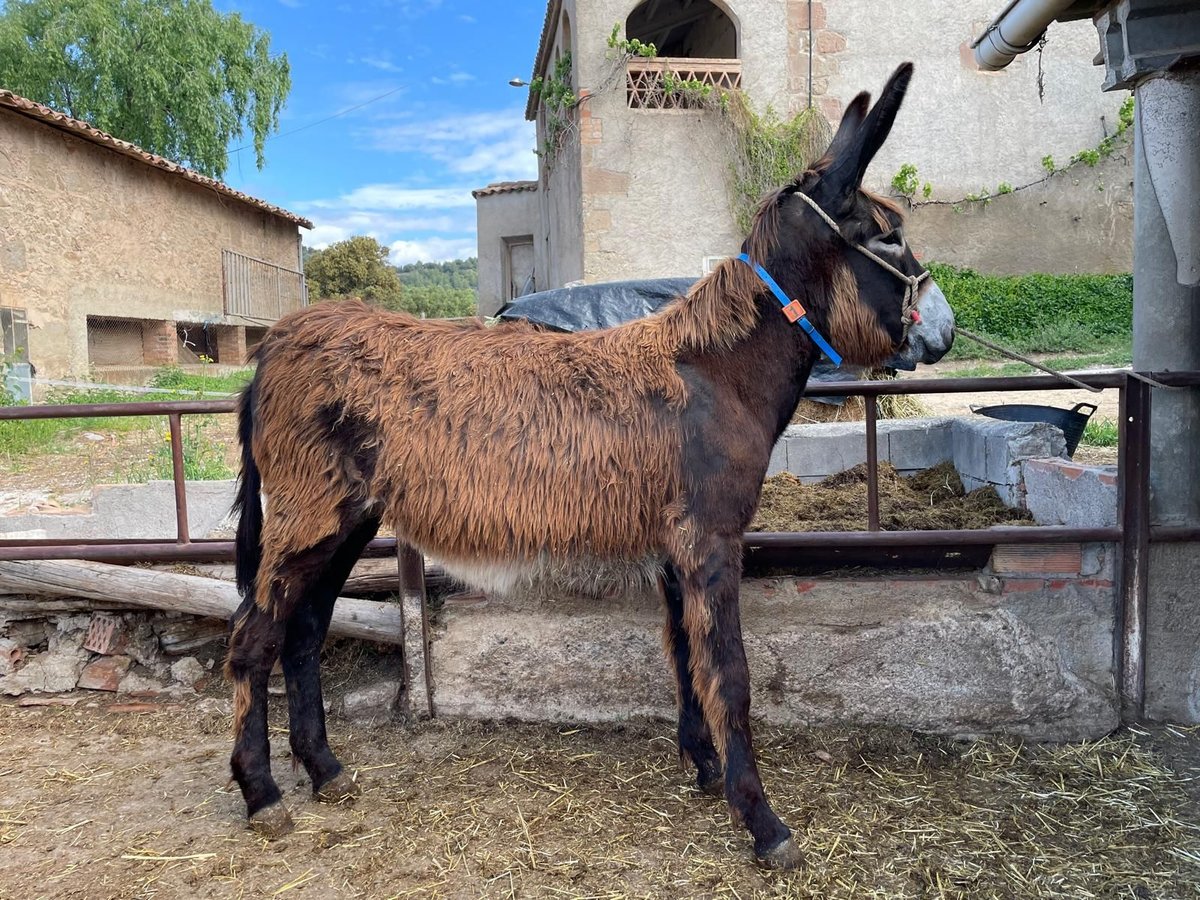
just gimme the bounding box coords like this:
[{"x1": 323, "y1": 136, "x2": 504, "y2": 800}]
[
  {"x1": 930, "y1": 262, "x2": 1133, "y2": 362},
  {"x1": 0, "y1": 388, "x2": 155, "y2": 461},
  {"x1": 150, "y1": 365, "x2": 254, "y2": 394},
  {"x1": 125, "y1": 416, "x2": 234, "y2": 482},
  {"x1": 1081, "y1": 418, "x2": 1119, "y2": 448},
  {"x1": 0, "y1": 379, "x2": 240, "y2": 471}
]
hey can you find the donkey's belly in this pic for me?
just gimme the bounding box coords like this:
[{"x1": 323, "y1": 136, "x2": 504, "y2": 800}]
[{"x1": 429, "y1": 552, "x2": 664, "y2": 600}]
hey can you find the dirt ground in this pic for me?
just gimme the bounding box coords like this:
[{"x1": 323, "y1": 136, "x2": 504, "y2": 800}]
[{"x1": 1, "y1": 684, "x2": 1198, "y2": 900}]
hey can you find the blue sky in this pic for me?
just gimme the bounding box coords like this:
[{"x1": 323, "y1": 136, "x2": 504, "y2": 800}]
[{"x1": 219, "y1": 0, "x2": 546, "y2": 264}]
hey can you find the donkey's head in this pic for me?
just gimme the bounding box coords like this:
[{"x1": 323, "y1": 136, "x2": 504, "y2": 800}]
[{"x1": 743, "y1": 62, "x2": 954, "y2": 369}]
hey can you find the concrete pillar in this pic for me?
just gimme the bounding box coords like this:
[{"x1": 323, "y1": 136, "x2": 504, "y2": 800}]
[
  {"x1": 1132, "y1": 67, "x2": 1200, "y2": 722},
  {"x1": 214, "y1": 325, "x2": 247, "y2": 366},
  {"x1": 1132, "y1": 69, "x2": 1200, "y2": 527},
  {"x1": 141, "y1": 320, "x2": 178, "y2": 367}
]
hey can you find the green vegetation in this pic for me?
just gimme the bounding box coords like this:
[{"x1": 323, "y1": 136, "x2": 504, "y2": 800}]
[
  {"x1": 0, "y1": 375, "x2": 242, "y2": 471},
  {"x1": 0, "y1": 0, "x2": 289, "y2": 178},
  {"x1": 395, "y1": 258, "x2": 478, "y2": 318},
  {"x1": 725, "y1": 99, "x2": 830, "y2": 235},
  {"x1": 151, "y1": 365, "x2": 254, "y2": 394},
  {"x1": 530, "y1": 51, "x2": 577, "y2": 162},
  {"x1": 1081, "y1": 418, "x2": 1119, "y2": 448},
  {"x1": 305, "y1": 236, "x2": 404, "y2": 308},
  {"x1": 305, "y1": 239, "x2": 477, "y2": 318},
  {"x1": 946, "y1": 349, "x2": 1132, "y2": 379},
  {"x1": 129, "y1": 417, "x2": 232, "y2": 482},
  {"x1": 607, "y1": 23, "x2": 657, "y2": 58},
  {"x1": 930, "y1": 263, "x2": 1132, "y2": 360}
]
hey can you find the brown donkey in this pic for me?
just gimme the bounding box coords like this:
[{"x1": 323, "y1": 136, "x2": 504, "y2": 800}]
[{"x1": 226, "y1": 62, "x2": 955, "y2": 869}]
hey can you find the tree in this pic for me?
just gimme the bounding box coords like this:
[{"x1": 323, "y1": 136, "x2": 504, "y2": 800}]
[
  {"x1": 304, "y1": 236, "x2": 404, "y2": 308},
  {"x1": 0, "y1": 0, "x2": 290, "y2": 178}
]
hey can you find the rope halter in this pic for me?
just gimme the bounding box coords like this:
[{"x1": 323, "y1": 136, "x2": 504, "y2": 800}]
[{"x1": 791, "y1": 190, "x2": 929, "y2": 328}]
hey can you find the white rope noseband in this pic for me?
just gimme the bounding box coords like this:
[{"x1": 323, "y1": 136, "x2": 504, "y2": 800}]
[{"x1": 793, "y1": 191, "x2": 928, "y2": 327}]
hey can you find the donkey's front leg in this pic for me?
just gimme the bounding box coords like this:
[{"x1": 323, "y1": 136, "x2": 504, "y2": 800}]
[{"x1": 675, "y1": 539, "x2": 803, "y2": 870}]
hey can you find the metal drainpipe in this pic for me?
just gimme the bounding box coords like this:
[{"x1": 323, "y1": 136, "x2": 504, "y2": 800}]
[
  {"x1": 807, "y1": 0, "x2": 814, "y2": 108},
  {"x1": 971, "y1": 0, "x2": 1076, "y2": 71}
]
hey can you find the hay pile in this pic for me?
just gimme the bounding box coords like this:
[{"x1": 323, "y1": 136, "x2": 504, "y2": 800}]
[{"x1": 751, "y1": 461, "x2": 1034, "y2": 532}]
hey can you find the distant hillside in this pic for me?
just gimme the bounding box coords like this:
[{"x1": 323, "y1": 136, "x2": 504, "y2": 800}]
[
  {"x1": 394, "y1": 257, "x2": 478, "y2": 318},
  {"x1": 396, "y1": 258, "x2": 478, "y2": 291}
]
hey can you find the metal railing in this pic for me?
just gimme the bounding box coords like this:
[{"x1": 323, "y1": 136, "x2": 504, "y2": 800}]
[
  {"x1": 2, "y1": 371, "x2": 1199, "y2": 721},
  {"x1": 221, "y1": 249, "x2": 307, "y2": 322}
]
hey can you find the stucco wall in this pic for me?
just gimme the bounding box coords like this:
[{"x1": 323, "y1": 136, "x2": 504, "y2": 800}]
[
  {"x1": 533, "y1": 0, "x2": 586, "y2": 295},
  {"x1": 475, "y1": 188, "x2": 541, "y2": 317},
  {"x1": 823, "y1": 2, "x2": 1126, "y2": 199},
  {"x1": 0, "y1": 109, "x2": 302, "y2": 377},
  {"x1": 907, "y1": 140, "x2": 1134, "y2": 274}
]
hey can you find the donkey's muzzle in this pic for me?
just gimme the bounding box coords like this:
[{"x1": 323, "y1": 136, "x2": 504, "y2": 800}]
[{"x1": 887, "y1": 281, "x2": 955, "y2": 370}]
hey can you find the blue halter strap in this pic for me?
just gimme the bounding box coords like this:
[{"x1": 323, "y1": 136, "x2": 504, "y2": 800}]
[{"x1": 735, "y1": 253, "x2": 843, "y2": 367}]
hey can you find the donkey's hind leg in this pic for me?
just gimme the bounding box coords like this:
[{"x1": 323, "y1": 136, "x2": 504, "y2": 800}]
[
  {"x1": 281, "y1": 517, "x2": 380, "y2": 803},
  {"x1": 227, "y1": 520, "x2": 369, "y2": 837},
  {"x1": 660, "y1": 563, "x2": 723, "y2": 796},
  {"x1": 226, "y1": 598, "x2": 290, "y2": 836}
]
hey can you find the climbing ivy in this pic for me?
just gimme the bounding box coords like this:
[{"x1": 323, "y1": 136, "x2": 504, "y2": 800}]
[
  {"x1": 530, "y1": 51, "x2": 578, "y2": 165},
  {"x1": 724, "y1": 97, "x2": 830, "y2": 234}
]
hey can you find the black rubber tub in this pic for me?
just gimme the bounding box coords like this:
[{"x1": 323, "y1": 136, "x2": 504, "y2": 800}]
[{"x1": 970, "y1": 402, "x2": 1098, "y2": 458}]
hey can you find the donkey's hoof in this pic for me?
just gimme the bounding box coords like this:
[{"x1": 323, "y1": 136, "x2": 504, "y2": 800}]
[
  {"x1": 248, "y1": 803, "x2": 294, "y2": 839},
  {"x1": 697, "y1": 774, "x2": 724, "y2": 798},
  {"x1": 757, "y1": 836, "x2": 804, "y2": 871},
  {"x1": 315, "y1": 770, "x2": 360, "y2": 804}
]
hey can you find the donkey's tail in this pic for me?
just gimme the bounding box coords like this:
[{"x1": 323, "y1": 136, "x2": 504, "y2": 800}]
[{"x1": 233, "y1": 376, "x2": 263, "y2": 599}]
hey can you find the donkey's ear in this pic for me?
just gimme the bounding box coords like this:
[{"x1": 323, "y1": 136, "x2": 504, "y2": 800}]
[
  {"x1": 820, "y1": 63, "x2": 914, "y2": 208},
  {"x1": 819, "y1": 90, "x2": 870, "y2": 169},
  {"x1": 851, "y1": 62, "x2": 914, "y2": 182}
]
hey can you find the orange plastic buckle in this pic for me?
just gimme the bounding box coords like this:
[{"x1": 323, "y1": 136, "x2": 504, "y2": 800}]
[{"x1": 782, "y1": 300, "x2": 806, "y2": 323}]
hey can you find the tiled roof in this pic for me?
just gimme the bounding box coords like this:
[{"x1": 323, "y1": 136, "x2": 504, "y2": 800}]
[
  {"x1": 0, "y1": 89, "x2": 313, "y2": 229},
  {"x1": 524, "y1": 0, "x2": 562, "y2": 121},
  {"x1": 471, "y1": 180, "x2": 539, "y2": 199}
]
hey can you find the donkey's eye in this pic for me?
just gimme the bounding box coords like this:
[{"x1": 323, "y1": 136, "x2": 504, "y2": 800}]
[{"x1": 869, "y1": 229, "x2": 906, "y2": 254}]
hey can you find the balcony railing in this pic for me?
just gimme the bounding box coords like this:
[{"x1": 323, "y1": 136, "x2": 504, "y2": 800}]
[
  {"x1": 626, "y1": 57, "x2": 742, "y2": 110},
  {"x1": 222, "y1": 249, "x2": 308, "y2": 323}
]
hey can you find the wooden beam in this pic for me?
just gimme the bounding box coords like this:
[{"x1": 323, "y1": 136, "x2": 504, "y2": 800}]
[{"x1": 0, "y1": 559, "x2": 404, "y2": 645}]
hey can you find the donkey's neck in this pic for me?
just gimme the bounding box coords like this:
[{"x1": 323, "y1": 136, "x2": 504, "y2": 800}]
[{"x1": 681, "y1": 296, "x2": 817, "y2": 443}]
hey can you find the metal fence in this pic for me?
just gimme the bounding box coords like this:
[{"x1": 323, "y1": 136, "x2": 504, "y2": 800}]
[
  {"x1": 222, "y1": 249, "x2": 308, "y2": 322},
  {"x1": 2, "y1": 371, "x2": 1199, "y2": 722}
]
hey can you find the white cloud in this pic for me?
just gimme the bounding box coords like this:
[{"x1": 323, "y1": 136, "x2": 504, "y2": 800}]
[
  {"x1": 362, "y1": 109, "x2": 536, "y2": 181},
  {"x1": 278, "y1": 0, "x2": 302, "y2": 7},
  {"x1": 431, "y1": 70, "x2": 476, "y2": 85},
  {"x1": 457, "y1": 14, "x2": 476, "y2": 23},
  {"x1": 301, "y1": 184, "x2": 477, "y2": 212},
  {"x1": 389, "y1": 237, "x2": 478, "y2": 265},
  {"x1": 359, "y1": 56, "x2": 403, "y2": 73}
]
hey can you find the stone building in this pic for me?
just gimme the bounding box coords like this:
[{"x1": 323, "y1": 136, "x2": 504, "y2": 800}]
[
  {"x1": 475, "y1": 0, "x2": 1132, "y2": 315},
  {"x1": 0, "y1": 90, "x2": 310, "y2": 381}
]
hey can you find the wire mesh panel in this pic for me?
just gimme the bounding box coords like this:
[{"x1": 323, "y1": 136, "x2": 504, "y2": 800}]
[
  {"x1": 221, "y1": 250, "x2": 308, "y2": 323},
  {"x1": 626, "y1": 57, "x2": 742, "y2": 110}
]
